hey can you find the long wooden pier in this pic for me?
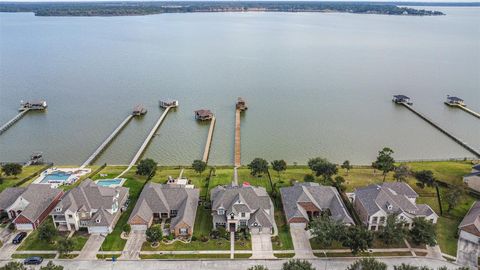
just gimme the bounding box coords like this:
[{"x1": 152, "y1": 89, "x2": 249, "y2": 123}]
[
  {"x1": 445, "y1": 103, "x2": 480, "y2": 119},
  {"x1": 118, "y1": 106, "x2": 173, "y2": 177},
  {"x1": 0, "y1": 109, "x2": 29, "y2": 135},
  {"x1": 400, "y1": 102, "x2": 480, "y2": 158},
  {"x1": 202, "y1": 116, "x2": 216, "y2": 163},
  {"x1": 234, "y1": 109, "x2": 241, "y2": 167},
  {"x1": 81, "y1": 114, "x2": 134, "y2": 168}
]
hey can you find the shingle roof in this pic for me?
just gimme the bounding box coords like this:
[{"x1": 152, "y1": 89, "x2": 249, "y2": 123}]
[
  {"x1": 280, "y1": 182, "x2": 354, "y2": 224},
  {"x1": 16, "y1": 184, "x2": 62, "y2": 222},
  {"x1": 128, "y1": 183, "x2": 199, "y2": 228},
  {"x1": 0, "y1": 187, "x2": 26, "y2": 209},
  {"x1": 54, "y1": 179, "x2": 128, "y2": 214},
  {"x1": 211, "y1": 185, "x2": 274, "y2": 228},
  {"x1": 459, "y1": 201, "x2": 480, "y2": 235},
  {"x1": 354, "y1": 182, "x2": 436, "y2": 219}
]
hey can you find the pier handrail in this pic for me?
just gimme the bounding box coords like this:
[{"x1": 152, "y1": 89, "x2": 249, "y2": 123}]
[
  {"x1": 0, "y1": 109, "x2": 30, "y2": 135},
  {"x1": 202, "y1": 116, "x2": 216, "y2": 163}
]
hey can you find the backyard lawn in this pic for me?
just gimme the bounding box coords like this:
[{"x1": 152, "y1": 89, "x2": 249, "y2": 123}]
[{"x1": 0, "y1": 165, "x2": 45, "y2": 192}]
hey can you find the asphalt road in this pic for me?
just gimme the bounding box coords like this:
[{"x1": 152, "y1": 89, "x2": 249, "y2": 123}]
[{"x1": 0, "y1": 257, "x2": 463, "y2": 270}]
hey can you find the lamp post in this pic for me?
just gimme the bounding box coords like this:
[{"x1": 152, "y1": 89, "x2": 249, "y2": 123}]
[{"x1": 322, "y1": 251, "x2": 328, "y2": 270}]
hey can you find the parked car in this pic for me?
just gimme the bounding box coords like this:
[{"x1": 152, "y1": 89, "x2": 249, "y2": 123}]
[
  {"x1": 12, "y1": 232, "x2": 27, "y2": 244},
  {"x1": 23, "y1": 256, "x2": 43, "y2": 265}
]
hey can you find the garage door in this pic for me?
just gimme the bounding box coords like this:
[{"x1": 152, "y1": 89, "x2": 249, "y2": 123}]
[
  {"x1": 88, "y1": 226, "x2": 109, "y2": 234},
  {"x1": 131, "y1": 225, "x2": 147, "y2": 232},
  {"x1": 15, "y1": 223, "x2": 33, "y2": 231}
]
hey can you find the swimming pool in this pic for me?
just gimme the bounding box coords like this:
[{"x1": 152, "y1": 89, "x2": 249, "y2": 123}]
[
  {"x1": 96, "y1": 178, "x2": 125, "y2": 187},
  {"x1": 40, "y1": 171, "x2": 71, "y2": 183}
]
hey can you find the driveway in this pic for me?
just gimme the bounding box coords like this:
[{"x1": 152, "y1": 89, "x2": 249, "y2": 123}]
[
  {"x1": 250, "y1": 233, "x2": 275, "y2": 259},
  {"x1": 120, "y1": 231, "x2": 146, "y2": 260},
  {"x1": 0, "y1": 229, "x2": 28, "y2": 260},
  {"x1": 456, "y1": 238, "x2": 479, "y2": 270},
  {"x1": 290, "y1": 223, "x2": 315, "y2": 259},
  {"x1": 77, "y1": 234, "x2": 105, "y2": 260}
]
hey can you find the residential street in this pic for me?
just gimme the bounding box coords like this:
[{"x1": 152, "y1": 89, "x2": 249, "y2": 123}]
[
  {"x1": 289, "y1": 223, "x2": 315, "y2": 259},
  {"x1": 0, "y1": 257, "x2": 463, "y2": 270},
  {"x1": 76, "y1": 234, "x2": 105, "y2": 260}
]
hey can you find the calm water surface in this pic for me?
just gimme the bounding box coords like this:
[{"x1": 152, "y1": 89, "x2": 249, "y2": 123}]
[{"x1": 0, "y1": 8, "x2": 479, "y2": 165}]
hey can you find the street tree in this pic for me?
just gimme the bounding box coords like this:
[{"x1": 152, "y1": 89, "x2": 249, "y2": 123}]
[
  {"x1": 378, "y1": 214, "x2": 407, "y2": 245},
  {"x1": 0, "y1": 262, "x2": 27, "y2": 270},
  {"x1": 57, "y1": 237, "x2": 74, "y2": 256},
  {"x1": 347, "y1": 258, "x2": 387, "y2": 270},
  {"x1": 281, "y1": 259, "x2": 315, "y2": 270},
  {"x1": 247, "y1": 158, "x2": 269, "y2": 177},
  {"x1": 373, "y1": 147, "x2": 395, "y2": 181},
  {"x1": 410, "y1": 217, "x2": 437, "y2": 246},
  {"x1": 40, "y1": 261, "x2": 64, "y2": 270},
  {"x1": 38, "y1": 221, "x2": 58, "y2": 243},
  {"x1": 310, "y1": 215, "x2": 345, "y2": 247},
  {"x1": 341, "y1": 225, "x2": 374, "y2": 255}
]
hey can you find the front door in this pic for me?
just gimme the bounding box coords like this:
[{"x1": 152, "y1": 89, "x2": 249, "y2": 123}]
[{"x1": 229, "y1": 223, "x2": 236, "y2": 232}]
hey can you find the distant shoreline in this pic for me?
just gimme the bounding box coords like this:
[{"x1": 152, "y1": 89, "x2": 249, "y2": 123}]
[{"x1": 0, "y1": 1, "x2": 448, "y2": 17}]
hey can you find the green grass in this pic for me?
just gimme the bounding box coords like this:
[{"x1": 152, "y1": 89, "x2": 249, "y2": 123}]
[
  {"x1": 100, "y1": 166, "x2": 148, "y2": 251},
  {"x1": 11, "y1": 253, "x2": 56, "y2": 259},
  {"x1": 314, "y1": 251, "x2": 413, "y2": 257},
  {"x1": 272, "y1": 208, "x2": 293, "y2": 250},
  {"x1": 17, "y1": 220, "x2": 88, "y2": 251},
  {"x1": 139, "y1": 254, "x2": 232, "y2": 259},
  {"x1": 97, "y1": 254, "x2": 120, "y2": 259},
  {"x1": 0, "y1": 165, "x2": 45, "y2": 192},
  {"x1": 274, "y1": 253, "x2": 295, "y2": 258}
]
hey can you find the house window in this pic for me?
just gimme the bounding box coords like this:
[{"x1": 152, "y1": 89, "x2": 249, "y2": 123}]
[
  {"x1": 240, "y1": 220, "x2": 247, "y2": 227},
  {"x1": 68, "y1": 215, "x2": 73, "y2": 218},
  {"x1": 96, "y1": 219, "x2": 101, "y2": 223},
  {"x1": 372, "y1": 217, "x2": 378, "y2": 224},
  {"x1": 241, "y1": 212, "x2": 245, "y2": 218},
  {"x1": 55, "y1": 207, "x2": 62, "y2": 212},
  {"x1": 170, "y1": 210, "x2": 178, "y2": 217},
  {"x1": 218, "y1": 209, "x2": 225, "y2": 215},
  {"x1": 180, "y1": 228, "x2": 188, "y2": 235},
  {"x1": 379, "y1": 217, "x2": 385, "y2": 224}
]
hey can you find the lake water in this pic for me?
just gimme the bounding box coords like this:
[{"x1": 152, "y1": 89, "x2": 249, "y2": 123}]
[{"x1": 0, "y1": 8, "x2": 479, "y2": 166}]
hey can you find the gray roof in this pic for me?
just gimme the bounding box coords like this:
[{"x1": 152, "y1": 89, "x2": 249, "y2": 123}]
[
  {"x1": 459, "y1": 201, "x2": 480, "y2": 229},
  {"x1": 354, "y1": 182, "x2": 436, "y2": 218},
  {"x1": 210, "y1": 185, "x2": 274, "y2": 228},
  {"x1": 0, "y1": 187, "x2": 27, "y2": 209},
  {"x1": 128, "y1": 182, "x2": 199, "y2": 228},
  {"x1": 15, "y1": 184, "x2": 63, "y2": 222},
  {"x1": 280, "y1": 182, "x2": 354, "y2": 224},
  {"x1": 88, "y1": 208, "x2": 115, "y2": 227},
  {"x1": 54, "y1": 179, "x2": 128, "y2": 214},
  {"x1": 473, "y1": 164, "x2": 480, "y2": 172}
]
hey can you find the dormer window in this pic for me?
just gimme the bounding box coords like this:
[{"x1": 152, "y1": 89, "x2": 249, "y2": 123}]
[
  {"x1": 55, "y1": 207, "x2": 62, "y2": 212},
  {"x1": 96, "y1": 218, "x2": 101, "y2": 223},
  {"x1": 386, "y1": 203, "x2": 393, "y2": 211},
  {"x1": 218, "y1": 208, "x2": 225, "y2": 215}
]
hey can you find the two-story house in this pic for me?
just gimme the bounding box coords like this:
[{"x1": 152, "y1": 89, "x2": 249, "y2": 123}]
[
  {"x1": 456, "y1": 201, "x2": 480, "y2": 270},
  {"x1": 353, "y1": 182, "x2": 438, "y2": 231},
  {"x1": 280, "y1": 182, "x2": 354, "y2": 225},
  {"x1": 210, "y1": 185, "x2": 276, "y2": 235},
  {"x1": 0, "y1": 184, "x2": 63, "y2": 230},
  {"x1": 128, "y1": 182, "x2": 199, "y2": 237},
  {"x1": 50, "y1": 179, "x2": 129, "y2": 234}
]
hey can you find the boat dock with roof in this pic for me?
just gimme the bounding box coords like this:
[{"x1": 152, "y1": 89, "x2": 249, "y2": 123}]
[
  {"x1": 0, "y1": 100, "x2": 47, "y2": 136},
  {"x1": 445, "y1": 95, "x2": 480, "y2": 119},
  {"x1": 393, "y1": 95, "x2": 480, "y2": 158}
]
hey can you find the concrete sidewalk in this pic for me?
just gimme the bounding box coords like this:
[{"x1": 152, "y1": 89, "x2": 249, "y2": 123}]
[{"x1": 77, "y1": 234, "x2": 105, "y2": 260}]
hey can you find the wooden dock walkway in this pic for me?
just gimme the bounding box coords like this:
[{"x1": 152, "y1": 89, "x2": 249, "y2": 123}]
[
  {"x1": 0, "y1": 109, "x2": 29, "y2": 135},
  {"x1": 400, "y1": 102, "x2": 480, "y2": 158},
  {"x1": 234, "y1": 109, "x2": 241, "y2": 167},
  {"x1": 202, "y1": 116, "x2": 216, "y2": 163},
  {"x1": 81, "y1": 114, "x2": 134, "y2": 168},
  {"x1": 118, "y1": 106, "x2": 173, "y2": 177},
  {"x1": 445, "y1": 103, "x2": 480, "y2": 119}
]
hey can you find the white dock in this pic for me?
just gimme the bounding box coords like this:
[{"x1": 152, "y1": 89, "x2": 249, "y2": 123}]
[
  {"x1": 445, "y1": 103, "x2": 480, "y2": 119},
  {"x1": 202, "y1": 116, "x2": 216, "y2": 163},
  {"x1": 117, "y1": 106, "x2": 173, "y2": 177},
  {"x1": 0, "y1": 109, "x2": 29, "y2": 135},
  {"x1": 81, "y1": 115, "x2": 134, "y2": 168}
]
